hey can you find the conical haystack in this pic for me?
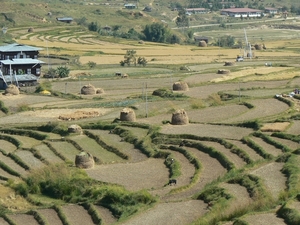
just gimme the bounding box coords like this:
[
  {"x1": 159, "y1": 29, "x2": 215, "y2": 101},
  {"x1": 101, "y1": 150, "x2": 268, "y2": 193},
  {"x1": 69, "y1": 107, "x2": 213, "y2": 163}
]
[
  {"x1": 171, "y1": 109, "x2": 189, "y2": 125},
  {"x1": 198, "y1": 40, "x2": 207, "y2": 47},
  {"x1": 120, "y1": 108, "x2": 136, "y2": 122},
  {"x1": 68, "y1": 124, "x2": 82, "y2": 134},
  {"x1": 5, "y1": 84, "x2": 19, "y2": 95},
  {"x1": 75, "y1": 152, "x2": 94, "y2": 169},
  {"x1": 254, "y1": 44, "x2": 263, "y2": 50},
  {"x1": 96, "y1": 88, "x2": 104, "y2": 94},
  {"x1": 173, "y1": 81, "x2": 189, "y2": 91},
  {"x1": 81, "y1": 84, "x2": 96, "y2": 95},
  {"x1": 224, "y1": 61, "x2": 235, "y2": 66}
]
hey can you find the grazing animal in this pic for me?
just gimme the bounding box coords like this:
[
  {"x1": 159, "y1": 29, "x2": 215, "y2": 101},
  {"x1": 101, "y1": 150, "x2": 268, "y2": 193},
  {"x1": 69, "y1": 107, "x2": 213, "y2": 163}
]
[
  {"x1": 168, "y1": 179, "x2": 177, "y2": 185},
  {"x1": 206, "y1": 202, "x2": 214, "y2": 210}
]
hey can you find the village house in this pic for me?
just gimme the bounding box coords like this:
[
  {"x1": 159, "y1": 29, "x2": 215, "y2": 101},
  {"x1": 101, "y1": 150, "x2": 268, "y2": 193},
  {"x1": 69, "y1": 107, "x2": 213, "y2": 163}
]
[
  {"x1": 124, "y1": 3, "x2": 136, "y2": 9},
  {"x1": 264, "y1": 7, "x2": 278, "y2": 15},
  {"x1": 220, "y1": 8, "x2": 262, "y2": 18},
  {"x1": 56, "y1": 17, "x2": 73, "y2": 23},
  {"x1": 185, "y1": 8, "x2": 210, "y2": 14},
  {"x1": 0, "y1": 43, "x2": 45, "y2": 89}
]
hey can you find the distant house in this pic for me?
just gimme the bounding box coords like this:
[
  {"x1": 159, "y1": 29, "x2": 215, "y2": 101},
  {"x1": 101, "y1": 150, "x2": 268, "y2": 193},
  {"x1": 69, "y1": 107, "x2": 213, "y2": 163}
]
[
  {"x1": 265, "y1": 7, "x2": 278, "y2": 14},
  {"x1": 194, "y1": 36, "x2": 209, "y2": 43},
  {"x1": 185, "y1": 8, "x2": 209, "y2": 14},
  {"x1": 124, "y1": 3, "x2": 136, "y2": 9},
  {"x1": 220, "y1": 8, "x2": 262, "y2": 18},
  {"x1": 56, "y1": 17, "x2": 73, "y2": 23},
  {"x1": 0, "y1": 43, "x2": 44, "y2": 89}
]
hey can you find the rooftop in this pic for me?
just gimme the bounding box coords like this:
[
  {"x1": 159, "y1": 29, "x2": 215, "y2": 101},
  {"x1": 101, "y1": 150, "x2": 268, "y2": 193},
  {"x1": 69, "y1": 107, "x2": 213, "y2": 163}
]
[
  {"x1": 1, "y1": 59, "x2": 45, "y2": 65},
  {"x1": 221, "y1": 8, "x2": 262, "y2": 13},
  {"x1": 0, "y1": 43, "x2": 42, "y2": 52}
]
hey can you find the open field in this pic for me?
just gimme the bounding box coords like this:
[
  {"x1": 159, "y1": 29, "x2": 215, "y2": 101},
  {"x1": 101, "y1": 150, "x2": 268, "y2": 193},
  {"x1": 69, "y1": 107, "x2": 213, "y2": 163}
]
[{"x1": 2, "y1": 11, "x2": 300, "y2": 225}]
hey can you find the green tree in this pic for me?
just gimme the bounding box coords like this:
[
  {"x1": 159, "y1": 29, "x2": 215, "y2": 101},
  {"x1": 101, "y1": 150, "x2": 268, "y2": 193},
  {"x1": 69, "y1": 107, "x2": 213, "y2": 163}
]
[
  {"x1": 88, "y1": 61, "x2": 96, "y2": 69},
  {"x1": 88, "y1": 22, "x2": 99, "y2": 32},
  {"x1": 56, "y1": 66, "x2": 70, "y2": 78},
  {"x1": 120, "y1": 50, "x2": 137, "y2": 66},
  {"x1": 176, "y1": 9, "x2": 189, "y2": 28},
  {"x1": 137, "y1": 57, "x2": 147, "y2": 67},
  {"x1": 142, "y1": 23, "x2": 170, "y2": 43}
]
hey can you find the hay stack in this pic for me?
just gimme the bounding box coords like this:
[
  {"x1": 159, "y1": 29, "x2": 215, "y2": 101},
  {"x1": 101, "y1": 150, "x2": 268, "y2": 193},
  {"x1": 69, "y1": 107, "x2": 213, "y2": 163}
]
[
  {"x1": 96, "y1": 88, "x2": 104, "y2": 94},
  {"x1": 5, "y1": 84, "x2": 19, "y2": 95},
  {"x1": 224, "y1": 61, "x2": 235, "y2": 66},
  {"x1": 81, "y1": 84, "x2": 96, "y2": 95},
  {"x1": 120, "y1": 108, "x2": 136, "y2": 122},
  {"x1": 28, "y1": 27, "x2": 34, "y2": 32},
  {"x1": 217, "y1": 69, "x2": 230, "y2": 74},
  {"x1": 173, "y1": 81, "x2": 189, "y2": 91},
  {"x1": 171, "y1": 109, "x2": 189, "y2": 125},
  {"x1": 254, "y1": 44, "x2": 263, "y2": 50},
  {"x1": 198, "y1": 41, "x2": 207, "y2": 47},
  {"x1": 68, "y1": 124, "x2": 82, "y2": 134},
  {"x1": 75, "y1": 152, "x2": 94, "y2": 169}
]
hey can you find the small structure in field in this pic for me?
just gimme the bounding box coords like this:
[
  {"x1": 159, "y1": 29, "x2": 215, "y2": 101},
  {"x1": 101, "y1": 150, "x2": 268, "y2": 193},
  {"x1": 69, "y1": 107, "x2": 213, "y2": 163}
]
[
  {"x1": 198, "y1": 40, "x2": 207, "y2": 47},
  {"x1": 28, "y1": 27, "x2": 34, "y2": 33},
  {"x1": 254, "y1": 44, "x2": 263, "y2": 50},
  {"x1": 120, "y1": 108, "x2": 136, "y2": 122},
  {"x1": 81, "y1": 84, "x2": 96, "y2": 95},
  {"x1": 121, "y1": 73, "x2": 128, "y2": 78},
  {"x1": 75, "y1": 152, "x2": 94, "y2": 169},
  {"x1": 217, "y1": 69, "x2": 230, "y2": 74},
  {"x1": 171, "y1": 109, "x2": 189, "y2": 125},
  {"x1": 173, "y1": 81, "x2": 189, "y2": 91},
  {"x1": 68, "y1": 124, "x2": 82, "y2": 134},
  {"x1": 224, "y1": 61, "x2": 235, "y2": 66},
  {"x1": 4, "y1": 84, "x2": 19, "y2": 95},
  {"x1": 96, "y1": 88, "x2": 104, "y2": 94}
]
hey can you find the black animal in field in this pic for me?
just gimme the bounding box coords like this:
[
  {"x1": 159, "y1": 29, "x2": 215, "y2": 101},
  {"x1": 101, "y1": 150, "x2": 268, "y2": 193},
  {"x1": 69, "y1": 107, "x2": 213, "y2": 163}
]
[{"x1": 168, "y1": 179, "x2": 177, "y2": 185}]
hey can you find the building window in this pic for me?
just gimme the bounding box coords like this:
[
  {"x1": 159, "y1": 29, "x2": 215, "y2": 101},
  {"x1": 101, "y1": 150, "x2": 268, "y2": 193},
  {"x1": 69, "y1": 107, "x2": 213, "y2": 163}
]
[
  {"x1": 34, "y1": 55, "x2": 37, "y2": 59},
  {"x1": 36, "y1": 68, "x2": 40, "y2": 75},
  {"x1": 27, "y1": 68, "x2": 31, "y2": 74}
]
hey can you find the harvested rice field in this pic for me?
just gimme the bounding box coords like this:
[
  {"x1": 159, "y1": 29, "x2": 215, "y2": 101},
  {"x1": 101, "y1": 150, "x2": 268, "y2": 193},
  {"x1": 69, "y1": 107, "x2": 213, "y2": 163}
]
[{"x1": 2, "y1": 20, "x2": 300, "y2": 225}]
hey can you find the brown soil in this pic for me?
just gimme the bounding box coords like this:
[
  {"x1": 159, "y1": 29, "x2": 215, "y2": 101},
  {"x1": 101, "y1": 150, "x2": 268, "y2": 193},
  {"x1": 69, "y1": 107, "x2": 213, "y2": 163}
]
[
  {"x1": 86, "y1": 158, "x2": 169, "y2": 192},
  {"x1": 61, "y1": 204, "x2": 95, "y2": 225},
  {"x1": 7, "y1": 214, "x2": 40, "y2": 225},
  {"x1": 120, "y1": 200, "x2": 208, "y2": 225},
  {"x1": 242, "y1": 212, "x2": 286, "y2": 225},
  {"x1": 37, "y1": 208, "x2": 64, "y2": 225},
  {"x1": 58, "y1": 110, "x2": 101, "y2": 120},
  {"x1": 250, "y1": 162, "x2": 286, "y2": 199}
]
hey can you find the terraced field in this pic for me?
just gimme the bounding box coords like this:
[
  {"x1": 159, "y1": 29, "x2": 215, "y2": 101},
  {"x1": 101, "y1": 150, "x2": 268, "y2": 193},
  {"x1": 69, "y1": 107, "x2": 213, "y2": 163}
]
[{"x1": 1, "y1": 23, "x2": 300, "y2": 225}]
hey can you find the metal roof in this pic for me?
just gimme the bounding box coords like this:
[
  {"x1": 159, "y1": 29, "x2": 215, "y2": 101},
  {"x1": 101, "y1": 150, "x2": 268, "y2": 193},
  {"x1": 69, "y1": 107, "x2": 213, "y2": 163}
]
[
  {"x1": 1, "y1": 74, "x2": 38, "y2": 82},
  {"x1": 221, "y1": 8, "x2": 262, "y2": 13},
  {"x1": 56, "y1": 17, "x2": 73, "y2": 21},
  {"x1": 0, "y1": 43, "x2": 42, "y2": 52},
  {"x1": 1, "y1": 59, "x2": 45, "y2": 65}
]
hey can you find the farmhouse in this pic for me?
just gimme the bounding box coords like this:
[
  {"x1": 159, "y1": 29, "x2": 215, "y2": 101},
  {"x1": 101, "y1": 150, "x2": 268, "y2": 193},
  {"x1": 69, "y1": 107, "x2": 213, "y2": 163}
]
[
  {"x1": 185, "y1": 8, "x2": 209, "y2": 14},
  {"x1": 56, "y1": 17, "x2": 73, "y2": 23},
  {"x1": 124, "y1": 3, "x2": 136, "y2": 9},
  {"x1": 194, "y1": 36, "x2": 209, "y2": 43},
  {"x1": 220, "y1": 8, "x2": 262, "y2": 18},
  {"x1": 265, "y1": 7, "x2": 278, "y2": 15},
  {"x1": 0, "y1": 43, "x2": 44, "y2": 89}
]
